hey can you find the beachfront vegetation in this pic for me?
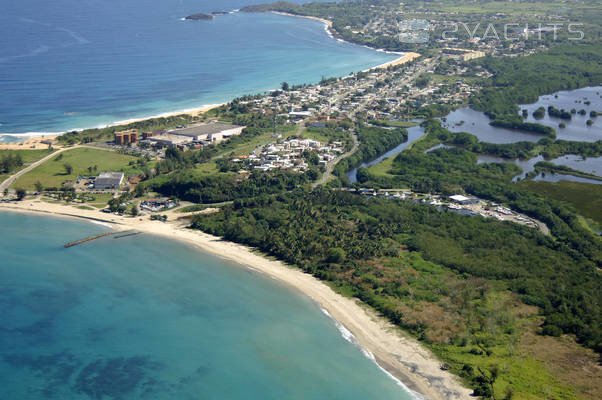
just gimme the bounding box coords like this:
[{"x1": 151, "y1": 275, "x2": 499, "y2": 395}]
[
  {"x1": 11, "y1": 148, "x2": 141, "y2": 190},
  {"x1": 191, "y1": 187, "x2": 600, "y2": 399}
]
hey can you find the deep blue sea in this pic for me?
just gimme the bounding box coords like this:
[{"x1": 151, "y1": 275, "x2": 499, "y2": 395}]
[
  {"x1": 0, "y1": 212, "x2": 415, "y2": 399},
  {"x1": 0, "y1": 0, "x2": 397, "y2": 137}
]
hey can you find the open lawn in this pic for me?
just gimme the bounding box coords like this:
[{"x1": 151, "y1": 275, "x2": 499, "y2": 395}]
[
  {"x1": 516, "y1": 180, "x2": 602, "y2": 226},
  {"x1": 436, "y1": 1, "x2": 572, "y2": 15},
  {"x1": 0, "y1": 149, "x2": 55, "y2": 184},
  {"x1": 366, "y1": 156, "x2": 396, "y2": 177},
  {"x1": 12, "y1": 147, "x2": 140, "y2": 190},
  {"x1": 371, "y1": 120, "x2": 419, "y2": 128}
]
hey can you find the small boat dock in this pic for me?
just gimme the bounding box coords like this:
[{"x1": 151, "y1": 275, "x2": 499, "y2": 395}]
[{"x1": 64, "y1": 230, "x2": 141, "y2": 248}]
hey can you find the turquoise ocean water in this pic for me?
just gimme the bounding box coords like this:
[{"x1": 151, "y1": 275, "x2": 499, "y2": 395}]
[
  {"x1": 0, "y1": 0, "x2": 397, "y2": 137},
  {"x1": 0, "y1": 212, "x2": 415, "y2": 399}
]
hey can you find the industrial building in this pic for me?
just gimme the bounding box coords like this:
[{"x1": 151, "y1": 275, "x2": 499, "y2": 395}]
[
  {"x1": 145, "y1": 122, "x2": 245, "y2": 148},
  {"x1": 449, "y1": 194, "x2": 479, "y2": 205},
  {"x1": 169, "y1": 122, "x2": 245, "y2": 143},
  {"x1": 94, "y1": 172, "x2": 124, "y2": 189}
]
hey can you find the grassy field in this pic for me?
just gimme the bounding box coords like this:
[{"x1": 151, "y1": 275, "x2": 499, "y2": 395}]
[
  {"x1": 194, "y1": 161, "x2": 220, "y2": 175},
  {"x1": 516, "y1": 180, "x2": 602, "y2": 226},
  {"x1": 365, "y1": 156, "x2": 396, "y2": 177},
  {"x1": 436, "y1": 1, "x2": 571, "y2": 15},
  {"x1": 12, "y1": 147, "x2": 140, "y2": 190},
  {"x1": 371, "y1": 120, "x2": 419, "y2": 128},
  {"x1": 0, "y1": 149, "x2": 55, "y2": 184}
]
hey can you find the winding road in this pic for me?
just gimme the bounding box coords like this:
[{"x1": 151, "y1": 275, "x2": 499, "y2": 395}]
[{"x1": 312, "y1": 131, "x2": 359, "y2": 188}]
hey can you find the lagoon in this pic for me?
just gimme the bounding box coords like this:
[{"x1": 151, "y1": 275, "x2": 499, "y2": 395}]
[{"x1": 442, "y1": 87, "x2": 602, "y2": 143}]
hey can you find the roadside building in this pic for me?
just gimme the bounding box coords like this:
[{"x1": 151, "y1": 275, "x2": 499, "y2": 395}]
[{"x1": 94, "y1": 172, "x2": 124, "y2": 189}]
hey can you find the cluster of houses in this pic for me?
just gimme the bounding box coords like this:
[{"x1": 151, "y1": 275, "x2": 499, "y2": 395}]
[
  {"x1": 234, "y1": 52, "x2": 482, "y2": 123},
  {"x1": 233, "y1": 138, "x2": 344, "y2": 173},
  {"x1": 140, "y1": 198, "x2": 178, "y2": 212}
]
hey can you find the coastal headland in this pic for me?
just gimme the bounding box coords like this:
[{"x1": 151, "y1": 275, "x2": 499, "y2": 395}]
[{"x1": 0, "y1": 199, "x2": 473, "y2": 400}]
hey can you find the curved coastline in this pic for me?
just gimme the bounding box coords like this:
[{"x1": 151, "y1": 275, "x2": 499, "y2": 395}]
[
  {"x1": 0, "y1": 200, "x2": 473, "y2": 400},
  {"x1": 270, "y1": 11, "x2": 420, "y2": 71},
  {"x1": 1, "y1": 12, "x2": 398, "y2": 138}
]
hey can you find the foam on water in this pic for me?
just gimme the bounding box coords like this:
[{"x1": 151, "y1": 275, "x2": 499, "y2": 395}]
[
  {"x1": 319, "y1": 308, "x2": 419, "y2": 395},
  {"x1": 0, "y1": 211, "x2": 416, "y2": 399},
  {"x1": 0, "y1": 0, "x2": 397, "y2": 134}
]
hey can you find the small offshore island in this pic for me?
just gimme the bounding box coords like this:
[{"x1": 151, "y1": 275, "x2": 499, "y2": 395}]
[
  {"x1": 184, "y1": 13, "x2": 214, "y2": 21},
  {"x1": 1, "y1": 1, "x2": 602, "y2": 400}
]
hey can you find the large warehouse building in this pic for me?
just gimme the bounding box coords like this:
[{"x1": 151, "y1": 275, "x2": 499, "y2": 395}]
[{"x1": 147, "y1": 122, "x2": 245, "y2": 147}]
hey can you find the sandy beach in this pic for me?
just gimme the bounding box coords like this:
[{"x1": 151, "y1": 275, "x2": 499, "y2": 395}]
[
  {"x1": 0, "y1": 199, "x2": 472, "y2": 400},
  {"x1": 0, "y1": 135, "x2": 60, "y2": 150},
  {"x1": 371, "y1": 52, "x2": 422, "y2": 70},
  {"x1": 0, "y1": 104, "x2": 223, "y2": 151},
  {"x1": 272, "y1": 11, "x2": 334, "y2": 29}
]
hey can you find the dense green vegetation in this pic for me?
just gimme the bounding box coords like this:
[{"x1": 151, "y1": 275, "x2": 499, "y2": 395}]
[
  {"x1": 191, "y1": 188, "x2": 599, "y2": 398},
  {"x1": 517, "y1": 180, "x2": 602, "y2": 227},
  {"x1": 488, "y1": 119, "x2": 555, "y2": 137},
  {"x1": 147, "y1": 168, "x2": 310, "y2": 204},
  {"x1": 355, "y1": 120, "x2": 601, "y2": 348},
  {"x1": 468, "y1": 138, "x2": 602, "y2": 160}
]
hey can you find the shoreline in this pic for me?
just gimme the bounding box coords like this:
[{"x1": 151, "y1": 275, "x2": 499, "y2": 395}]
[
  {"x1": 370, "y1": 52, "x2": 422, "y2": 71},
  {"x1": 271, "y1": 11, "x2": 334, "y2": 30},
  {"x1": 0, "y1": 104, "x2": 224, "y2": 149},
  {"x1": 0, "y1": 199, "x2": 473, "y2": 400},
  {"x1": 1, "y1": 13, "x2": 410, "y2": 144},
  {"x1": 270, "y1": 11, "x2": 421, "y2": 71}
]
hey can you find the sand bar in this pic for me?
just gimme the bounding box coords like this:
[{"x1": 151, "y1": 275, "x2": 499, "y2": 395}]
[{"x1": 0, "y1": 199, "x2": 472, "y2": 400}]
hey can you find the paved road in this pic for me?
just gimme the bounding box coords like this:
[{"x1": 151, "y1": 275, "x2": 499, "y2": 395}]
[
  {"x1": 0, "y1": 147, "x2": 74, "y2": 195},
  {"x1": 312, "y1": 131, "x2": 359, "y2": 188}
]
